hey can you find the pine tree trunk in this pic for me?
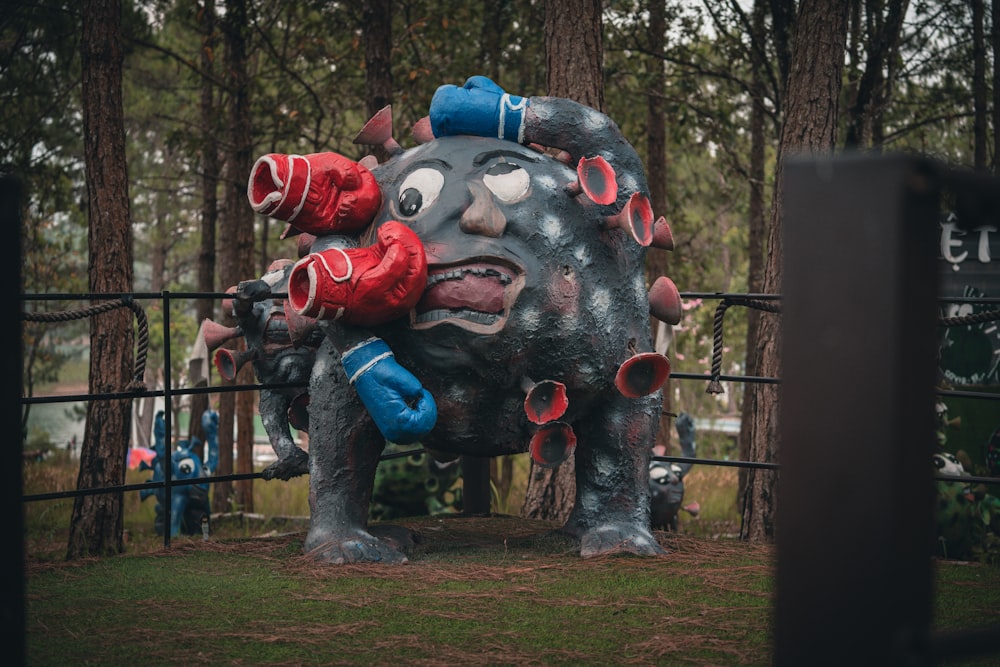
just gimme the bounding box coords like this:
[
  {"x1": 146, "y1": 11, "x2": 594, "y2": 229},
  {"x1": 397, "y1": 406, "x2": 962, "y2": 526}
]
[
  {"x1": 190, "y1": 0, "x2": 219, "y2": 453},
  {"x1": 522, "y1": 0, "x2": 603, "y2": 523},
  {"x1": 363, "y1": 0, "x2": 393, "y2": 164},
  {"x1": 973, "y1": 0, "x2": 987, "y2": 170},
  {"x1": 68, "y1": 0, "x2": 134, "y2": 560},
  {"x1": 741, "y1": 0, "x2": 848, "y2": 543},
  {"x1": 215, "y1": 0, "x2": 256, "y2": 513},
  {"x1": 739, "y1": 0, "x2": 769, "y2": 511},
  {"x1": 645, "y1": 0, "x2": 673, "y2": 456}
]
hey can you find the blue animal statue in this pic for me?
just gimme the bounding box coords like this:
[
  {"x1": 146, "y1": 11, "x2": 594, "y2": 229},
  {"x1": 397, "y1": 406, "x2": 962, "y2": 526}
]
[
  {"x1": 140, "y1": 409, "x2": 219, "y2": 537},
  {"x1": 649, "y1": 412, "x2": 699, "y2": 532}
]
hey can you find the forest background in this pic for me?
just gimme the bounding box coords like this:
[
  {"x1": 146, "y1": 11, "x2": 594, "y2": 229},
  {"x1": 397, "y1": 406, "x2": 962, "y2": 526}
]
[{"x1": 7, "y1": 0, "x2": 996, "y2": 555}]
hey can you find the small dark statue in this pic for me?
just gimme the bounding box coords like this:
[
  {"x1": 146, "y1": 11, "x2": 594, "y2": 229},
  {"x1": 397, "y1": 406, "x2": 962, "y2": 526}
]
[
  {"x1": 240, "y1": 77, "x2": 682, "y2": 563},
  {"x1": 649, "y1": 412, "x2": 698, "y2": 532},
  {"x1": 140, "y1": 409, "x2": 219, "y2": 537},
  {"x1": 201, "y1": 261, "x2": 319, "y2": 481}
]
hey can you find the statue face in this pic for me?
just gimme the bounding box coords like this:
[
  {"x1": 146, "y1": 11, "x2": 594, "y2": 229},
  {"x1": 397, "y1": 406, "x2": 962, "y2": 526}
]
[{"x1": 373, "y1": 135, "x2": 646, "y2": 352}]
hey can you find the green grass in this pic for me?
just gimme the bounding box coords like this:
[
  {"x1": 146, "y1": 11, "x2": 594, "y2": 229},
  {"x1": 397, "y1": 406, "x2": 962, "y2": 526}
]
[
  {"x1": 26, "y1": 523, "x2": 777, "y2": 666},
  {"x1": 22, "y1": 453, "x2": 1000, "y2": 665}
]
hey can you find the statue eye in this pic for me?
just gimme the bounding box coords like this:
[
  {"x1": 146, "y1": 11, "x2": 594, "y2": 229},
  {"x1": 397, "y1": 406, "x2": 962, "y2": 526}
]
[
  {"x1": 484, "y1": 161, "x2": 529, "y2": 202},
  {"x1": 398, "y1": 168, "x2": 445, "y2": 217},
  {"x1": 178, "y1": 458, "x2": 196, "y2": 475}
]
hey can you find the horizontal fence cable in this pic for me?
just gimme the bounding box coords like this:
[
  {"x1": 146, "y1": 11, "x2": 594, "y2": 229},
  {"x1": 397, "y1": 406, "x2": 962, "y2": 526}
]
[
  {"x1": 694, "y1": 292, "x2": 1000, "y2": 396},
  {"x1": 18, "y1": 289, "x2": 1000, "y2": 510}
]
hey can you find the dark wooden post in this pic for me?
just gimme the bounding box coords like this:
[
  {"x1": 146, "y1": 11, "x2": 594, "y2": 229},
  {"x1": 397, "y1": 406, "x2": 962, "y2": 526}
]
[
  {"x1": 777, "y1": 155, "x2": 941, "y2": 665},
  {"x1": 462, "y1": 457, "x2": 492, "y2": 515}
]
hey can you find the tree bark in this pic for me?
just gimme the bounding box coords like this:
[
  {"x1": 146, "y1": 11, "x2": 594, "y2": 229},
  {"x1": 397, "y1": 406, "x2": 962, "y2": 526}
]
[
  {"x1": 190, "y1": 0, "x2": 220, "y2": 453},
  {"x1": 215, "y1": 0, "x2": 256, "y2": 513},
  {"x1": 973, "y1": 0, "x2": 987, "y2": 171},
  {"x1": 741, "y1": 0, "x2": 848, "y2": 543},
  {"x1": 68, "y1": 0, "x2": 134, "y2": 560},
  {"x1": 363, "y1": 0, "x2": 393, "y2": 165},
  {"x1": 522, "y1": 0, "x2": 603, "y2": 523},
  {"x1": 645, "y1": 0, "x2": 673, "y2": 456},
  {"x1": 739, "y1": 0, "x2": 769, "y2": 511},
  {"x1": 844, "y1": 0, "x2": 908, "y2": 150},
  {"x1": 993, "y1": 0, "x2": 1000, "y2": 174}
]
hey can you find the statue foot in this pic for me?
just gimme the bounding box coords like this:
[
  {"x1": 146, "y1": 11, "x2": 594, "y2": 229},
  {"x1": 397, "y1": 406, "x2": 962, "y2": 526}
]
[
  {"x1": 261, "y1": 447, "x2": 310, "y2": 481},
  {"x1": 304, "y1": 528, "x2": 409, "y2": 564},
  {"x1": 578, "y1": 524, "x2": 667, "y2": 558}
]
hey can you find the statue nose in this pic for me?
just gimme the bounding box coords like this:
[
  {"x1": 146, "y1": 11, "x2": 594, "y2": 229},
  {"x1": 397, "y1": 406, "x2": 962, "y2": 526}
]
[{"x1": 459, "y1": 181, "x2": 507, "y2": 237}]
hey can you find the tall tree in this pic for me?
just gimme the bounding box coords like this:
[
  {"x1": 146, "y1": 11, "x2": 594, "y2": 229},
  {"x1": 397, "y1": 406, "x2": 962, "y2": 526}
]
[
  {"x1": 67, "y1": 0, "x2": 135, "y2": 559},
  {"x1": 363, "y1": 0, "x2": 393, "y2": 165},
  {"x1": 741, "y1": 0, "x2": 849, "y2": 542},
  {"x1": 994, "y1": 0, "x2": 1000, "y2": 173},
  {"x1": 972, "y1": 0, "x2": 987, "y2": 170},
  {"x1": 215, "y1": 0, "x2": 256, "y2": 514},
  {"x1": 522, "y1": 0, "x2": 604, "y2": 523},
  {"x1": 643, "y1": 0, "x2": 674, "y2": 456},
  {"x1": 189, "y1": 0, "x2": 220, "y2": 451},
  {"x1": 738, "y1": 0, "x2": 771, "y2": 508},
  {"x1": 844, "y1": 0, "x2": 908, "y2": 150}
]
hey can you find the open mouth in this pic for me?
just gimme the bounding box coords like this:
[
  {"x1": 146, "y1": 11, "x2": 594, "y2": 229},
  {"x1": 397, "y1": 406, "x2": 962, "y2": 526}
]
[{"x1": 411, "y1": 259, "x2": 524, "y2": 334}]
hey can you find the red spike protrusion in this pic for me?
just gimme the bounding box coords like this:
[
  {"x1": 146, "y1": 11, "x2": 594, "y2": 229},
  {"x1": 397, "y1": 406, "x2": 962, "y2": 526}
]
[
  {"x1": 521, "y1": 378, "x2": 569, "y2": 425},
  {"x1": 603, "y1": 192, "x2": 654, "y2": 246},
  {"x1": 648, "y1": 276, "x2": 683, "y2": 326},
  {"x1": 650, "y1": 216, "x2": 674, "y2": 250},
  {"x1": 529, "y1": 422, "x2": 577, "y2": 469},
  {"x1": 353, "y1": 105, "x2": 403, "y2": 156},
  {"x1": 576, "y1": 156, "x2": 618, "y2": 206},
  {"x1": 412, "y1": 116, "x2": 435, "y2": 144},
  {"x1": 615, "y1": 352, "x2": 671, "y2": 399}
]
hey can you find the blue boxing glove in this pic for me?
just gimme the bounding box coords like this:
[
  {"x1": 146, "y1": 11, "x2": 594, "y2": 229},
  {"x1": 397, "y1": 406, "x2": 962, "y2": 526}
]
[
  {"x1": 429, "y1": 76, "x2": 530, "y2": 143},
  {"x1": 341, "y1": 337, "x2": 437, "y2": 444}
]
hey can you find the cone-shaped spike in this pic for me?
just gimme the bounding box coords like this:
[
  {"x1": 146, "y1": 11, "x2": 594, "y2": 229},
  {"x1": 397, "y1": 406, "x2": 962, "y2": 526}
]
[
  {"x1": 650, "y1": 216, "x2": 674, "y2": 250},
  {"x1": 603, "y1": 191, "x2": 653, "y2": 246},
  {"x1": 576, "y1": 156, "x2": 618, "y2": 205},
  {"x1": 200, "y1": 318, "x2": 242, "y2": 352},
  {"x1": 213, "y1": 347, "x2": 257, "y2": 382},
  {"x1": 529, "y1": 422, "x2": 577, "y2": 469},
  {"x1": 295, "y1": 232, "x2": 316, "y2": 258},
  {"x1": 649, "y1": 276, "x2": 682, "y2": 325},
  {"x1": 353, "y1": 105, "x2": 402, "y2": 155},
  {"x1": 285, "y1": 306, "x2": 319, "y2": 348},
  {"x1": 615, "y1": 352, "x2": 671, "y2": 398},
  {"x1": 522, "y1": 378, "x2": 569, "y2": 425},
  {"x1": 412, "y1": 116, "x2": 434, "y2": 144}
]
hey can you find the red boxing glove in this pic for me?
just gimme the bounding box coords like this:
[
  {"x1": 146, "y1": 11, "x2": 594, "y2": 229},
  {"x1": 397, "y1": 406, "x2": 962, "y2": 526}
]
[
  {"x1": 287, "y1": 221, "x2": 427, "y2": 327},
  {"x1": 247, "y1": 152, "x2": 382, "y2": 236}
]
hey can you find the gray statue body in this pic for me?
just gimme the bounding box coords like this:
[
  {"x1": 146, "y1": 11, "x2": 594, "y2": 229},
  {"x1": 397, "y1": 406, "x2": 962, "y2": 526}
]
[{"x1": 302, "y1": 94, "x2": 671, "y2": 563}]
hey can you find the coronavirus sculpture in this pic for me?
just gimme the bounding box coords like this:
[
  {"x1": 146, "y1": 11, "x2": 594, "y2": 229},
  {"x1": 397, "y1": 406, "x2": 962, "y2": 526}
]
[{"x1": 241, "y1": 77, "x2": 682, "y2": 563}]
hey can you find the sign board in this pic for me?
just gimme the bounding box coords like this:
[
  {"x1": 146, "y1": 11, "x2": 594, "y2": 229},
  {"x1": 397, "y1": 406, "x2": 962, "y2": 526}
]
[{"x1": 937, "y1": 212, "x2": 1000, "y2": 387}]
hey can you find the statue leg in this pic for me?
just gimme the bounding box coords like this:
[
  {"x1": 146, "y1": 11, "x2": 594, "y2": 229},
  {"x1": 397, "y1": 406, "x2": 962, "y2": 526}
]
[
  {"x1": 303, "y1": 339, "x2": 405, "y2": 564},
  {"x1": 259, "y1": 389, "x2": 309, "y2": 481},
  {"x1": 565, "y1": 391, "x2": 666, "y2": 558}
]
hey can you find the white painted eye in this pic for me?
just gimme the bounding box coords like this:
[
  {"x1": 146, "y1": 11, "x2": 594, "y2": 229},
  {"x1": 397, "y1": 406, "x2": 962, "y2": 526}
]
[
  {"x1": 177, "y1": 458, "x2": 196, "y2": 476},
  {"x1": 398, "y1": 168, "x2": 445, "y2": 217},
  {"x1": 484, "y1": 162, "x2": 529, "y2": 202}
]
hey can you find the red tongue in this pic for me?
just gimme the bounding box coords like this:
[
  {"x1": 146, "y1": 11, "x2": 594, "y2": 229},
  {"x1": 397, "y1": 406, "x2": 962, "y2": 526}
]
[{"x1": 418, "y1": 273, "x2": 504, "y2": 313}]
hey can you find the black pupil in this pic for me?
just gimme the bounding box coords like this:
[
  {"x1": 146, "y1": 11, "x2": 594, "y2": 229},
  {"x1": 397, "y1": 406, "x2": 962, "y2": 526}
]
[
  {"x1": 400, "y1": 188, "x2": 422, "y2": 216},
  {"x1": 487, "y1": 162, "x2": 520, "y2": 176}
]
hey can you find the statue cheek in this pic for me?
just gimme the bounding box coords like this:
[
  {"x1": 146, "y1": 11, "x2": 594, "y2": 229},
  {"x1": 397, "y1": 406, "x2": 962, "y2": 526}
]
[{"x1": 545, "y1": 265, "x2": 580, "y2": 317}]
